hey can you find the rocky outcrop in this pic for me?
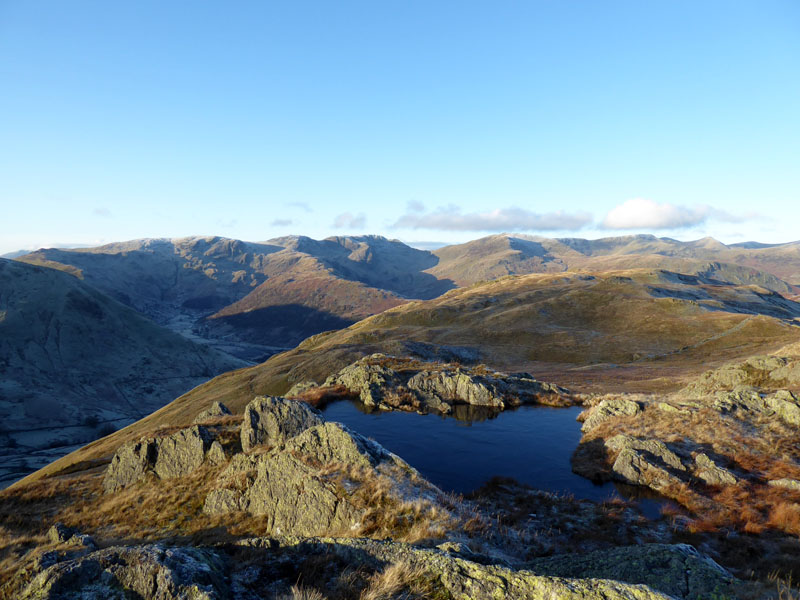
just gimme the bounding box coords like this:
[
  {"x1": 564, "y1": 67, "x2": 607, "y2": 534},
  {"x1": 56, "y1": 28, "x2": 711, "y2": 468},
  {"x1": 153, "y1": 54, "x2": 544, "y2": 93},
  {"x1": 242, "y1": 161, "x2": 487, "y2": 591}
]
[
  {"x1": 240, "y1": 396, "x2": 323, "y2": 452},
  {"x1": 324, "y1": 354, "x2": 570, "y2": 414},
  {"x1": 710, "y1": 387, "x2": 800, "y2": 427},
  {"x1": 193, "y1": 401, "x2": 231, "y2": 423},
  {"x1": 681, "y1": 355, "x2": 800, "y2": 396},
  {"x1": 324, "y1": 356, "x2": 406, "y2": 406},
  {"x1": 203, "y1": 397, "x2": 429, "y2": 538},
  {"x1": 526, "y1": 543, "x2": 735, "y2": 600},
  {"x1": 204, "y1": 420, "x2": 416, "y2": 537},
  {"x1": 581, "y1": 397, "x2": 641, "y2": 432},
  {"x1": 572, "y1": 435, "x2": 688, "y2": 494},
  {"x1": 103, "y1": 425, "x2": 213, "y2": 493},
  {"x1": 46, "y1": 523, "x2": 97, "y2": 550},
  {"x1": 18, "y1": 536, "x2": 735, "y2": 600},
  {"x1": 768, "y1": 478, "x2": 800, "y2": 491},
  {"x1": 19, "y1": 544, "x2": 228, "y2": 600},
  {"x1": 693, "y1": 453, "x2": 738, "y2": 486}
]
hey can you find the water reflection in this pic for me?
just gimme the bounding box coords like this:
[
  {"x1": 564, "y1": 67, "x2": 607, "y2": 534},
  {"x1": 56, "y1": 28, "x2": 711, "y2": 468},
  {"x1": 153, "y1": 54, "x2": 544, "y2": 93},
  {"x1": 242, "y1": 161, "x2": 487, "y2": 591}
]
[{"x1": 322, "y1": 400, "x2": 672, "y2": 518}]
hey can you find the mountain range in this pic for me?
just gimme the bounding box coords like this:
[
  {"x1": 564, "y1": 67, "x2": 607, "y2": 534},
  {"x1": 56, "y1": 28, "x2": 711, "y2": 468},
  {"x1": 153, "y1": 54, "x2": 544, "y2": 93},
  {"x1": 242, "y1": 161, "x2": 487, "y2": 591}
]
[{"x1": 16, "y1": 233, "x2": 800, "y2": 363}]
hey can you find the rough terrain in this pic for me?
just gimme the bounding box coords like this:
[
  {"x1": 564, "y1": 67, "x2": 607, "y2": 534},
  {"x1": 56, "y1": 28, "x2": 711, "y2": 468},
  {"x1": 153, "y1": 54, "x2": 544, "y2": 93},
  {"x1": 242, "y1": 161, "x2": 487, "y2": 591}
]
[
  {"x1": 0, "y1": 258, "x2": 245, "y2": 488},
  {"x1": 1, "y1": 397, "x2": 737, "y2": 600}
]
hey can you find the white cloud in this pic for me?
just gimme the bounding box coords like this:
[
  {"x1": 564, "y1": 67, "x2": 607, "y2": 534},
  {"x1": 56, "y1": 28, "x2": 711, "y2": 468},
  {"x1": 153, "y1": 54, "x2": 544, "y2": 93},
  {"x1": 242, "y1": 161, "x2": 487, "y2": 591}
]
[
  {"x1": 92, "y1": 208, "x2": 112, "y2": 218},
  {"x1": 393, "y1": 206, "x2": 592, "y2": 232},
  {"x1": 271, "y1": 218, "x2": 292, "y2": 226},
  {"x1": 601, "y1": 199, "x2": 752, "y2": 230},
  {"x1": 287, "y1": 202, "x2": 312, "y2": 212},
  {"x1": 333, "y1": 212, "x2": 367, "y2": 229}
]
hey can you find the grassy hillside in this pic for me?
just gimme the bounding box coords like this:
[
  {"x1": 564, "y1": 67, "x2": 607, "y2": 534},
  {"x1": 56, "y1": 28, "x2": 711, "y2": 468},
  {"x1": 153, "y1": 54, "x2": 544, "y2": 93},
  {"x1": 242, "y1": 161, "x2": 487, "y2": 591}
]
[{"x1": 19, "y1": 268, "x2": 800, "y2": 487}]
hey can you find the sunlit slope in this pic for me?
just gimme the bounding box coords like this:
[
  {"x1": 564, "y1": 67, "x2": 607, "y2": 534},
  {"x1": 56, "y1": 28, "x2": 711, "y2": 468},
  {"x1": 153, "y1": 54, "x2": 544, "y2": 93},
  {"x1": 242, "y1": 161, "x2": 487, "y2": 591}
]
[
  {"x1": 430, "y1": 234, "x2": 800, "y2": 292},
  {"x1": 21, "y1": 268, "x2": 800, "y2": 486}
]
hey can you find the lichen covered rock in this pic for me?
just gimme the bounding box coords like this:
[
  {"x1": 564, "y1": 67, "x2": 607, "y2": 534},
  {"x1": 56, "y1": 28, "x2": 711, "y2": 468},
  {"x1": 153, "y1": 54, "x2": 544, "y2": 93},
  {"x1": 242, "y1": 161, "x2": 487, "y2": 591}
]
[
  {"x1": 581, "y1": 397, "x2": 641, "y2": 432},
  {"x1": 193, "y1": 401, "x2": 231, "y2": 424},
  {"x1": 240, "y1": 396, "x2": 323, "y2": 452},
  {"x1": 103, "y1": 426, "x2": 214, "y2": 492},
  {"x1": 693, "y1": 453, "x2": 738, "y2": 486}
]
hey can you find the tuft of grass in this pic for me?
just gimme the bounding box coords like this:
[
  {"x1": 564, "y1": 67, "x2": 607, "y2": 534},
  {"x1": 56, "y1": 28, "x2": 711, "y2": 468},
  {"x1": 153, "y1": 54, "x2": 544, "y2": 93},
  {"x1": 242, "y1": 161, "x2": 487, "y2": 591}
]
[{"x1": 359, "y1": 561, "x2": 437, "y2": 600}]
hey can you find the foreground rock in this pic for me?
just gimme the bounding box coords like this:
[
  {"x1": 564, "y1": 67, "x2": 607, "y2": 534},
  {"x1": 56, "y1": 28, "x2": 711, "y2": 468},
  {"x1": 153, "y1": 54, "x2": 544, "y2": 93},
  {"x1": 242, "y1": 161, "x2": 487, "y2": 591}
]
[
  {"x1": 18, "y1": 535, "x2": 735, "y2": 600},
  {"x1": 324, "y1": 354, "x2": 571, "y2": 414},
  {"x1": 205, "y1": 398, "x2": 432, "y2": 537}
]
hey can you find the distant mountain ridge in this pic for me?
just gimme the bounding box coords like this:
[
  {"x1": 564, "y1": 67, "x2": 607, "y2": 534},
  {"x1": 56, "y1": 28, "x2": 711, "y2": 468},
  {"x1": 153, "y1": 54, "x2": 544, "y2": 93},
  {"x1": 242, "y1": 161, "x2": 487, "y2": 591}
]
[{"x1": 16, "y1": 233, "x2": 800, "y2": 361}]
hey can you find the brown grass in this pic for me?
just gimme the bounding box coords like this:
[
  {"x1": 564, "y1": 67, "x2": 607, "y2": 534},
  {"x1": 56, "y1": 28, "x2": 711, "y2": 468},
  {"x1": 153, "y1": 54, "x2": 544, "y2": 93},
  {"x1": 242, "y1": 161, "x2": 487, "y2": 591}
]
[{"x1": 358, "y1": 561, "x2": 436, "y2": 600}]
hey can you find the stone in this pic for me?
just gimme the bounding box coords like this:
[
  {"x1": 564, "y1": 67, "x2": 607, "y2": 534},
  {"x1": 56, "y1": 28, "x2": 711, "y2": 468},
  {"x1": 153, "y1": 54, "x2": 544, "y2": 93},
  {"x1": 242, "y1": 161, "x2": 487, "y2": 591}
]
[
  {"x1": 152, "y1": 426, "x2": 211, "y2": 480},
  {"x1": 606, "y1": 436, "x2": 685, "y2": 471},
  {"x1": 527, "y1": 542, "x2": 735, "y2": 600},
  {"x1": 193, "y1": 401, "x2": 231, "y2": 424},
  {"x1": 606, "y1": 436, "x2": 686, "y2": 492},
  {"x1": 241, "y1": 396, "x2": 323, "y2": 452},
  {"x1": 18, "y1": 536, "x2": 733, "y2": 600},
  {"x1": 611, "y1": 448, "x2": 685, "y2": 492},
  {"x1": 768, "y1": 478, "x2": 800, "y2": 491},
  {"x1": 206, "y1": 441, "x2": 227, "y2": 466},
  {"x1": 765, "y1": 390, "x2": 800, "y2": 426},
  {"x1": 102, "y1": 439, "x2": 155, "y2": 493},
  {"x1": 581, "y1": 398, "x2": 640, "y2": 432},
  {"x1": 103, "y1": 426, "x2": 214, "y2": 492},
  {"x1": 324, "y1": 356, "x2": 404, "y2": 406},
  {"x1": 19, "y1": 544, "x2": 228, "y2": 600},
  {"x1": 283, "y1": 422, "x2": 388, "y2": 469},
  {"x1": 285, "y1": 380, "x2": 319, "y2": 397},
  {"x1": 693, "y1": 453, "x2": 738, "y2": 486},
  {"x1": 203, "y1": 489, "x2": 244, "y2": 514}
]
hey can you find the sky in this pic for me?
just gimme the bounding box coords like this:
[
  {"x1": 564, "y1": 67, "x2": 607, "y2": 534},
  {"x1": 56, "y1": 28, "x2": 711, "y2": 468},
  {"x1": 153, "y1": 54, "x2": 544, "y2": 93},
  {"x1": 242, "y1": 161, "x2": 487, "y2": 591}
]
[{"x1": 1, "y1": 1, "x2": 799, "y2": 254}]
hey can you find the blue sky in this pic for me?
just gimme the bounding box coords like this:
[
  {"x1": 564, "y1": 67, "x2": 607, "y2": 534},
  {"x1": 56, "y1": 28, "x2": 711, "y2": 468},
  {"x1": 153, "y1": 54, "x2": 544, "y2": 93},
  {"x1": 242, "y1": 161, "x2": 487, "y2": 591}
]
[{"x1": 1, "y1": 1, "x2": 799, "y2": 253}]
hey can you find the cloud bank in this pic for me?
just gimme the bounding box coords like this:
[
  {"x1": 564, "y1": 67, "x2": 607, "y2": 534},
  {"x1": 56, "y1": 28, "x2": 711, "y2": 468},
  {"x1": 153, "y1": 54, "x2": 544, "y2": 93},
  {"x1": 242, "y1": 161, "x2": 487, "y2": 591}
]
[
  {"x1": 601, "y1": 199, "x2": 750, "y2": 230},
  {"x1": 393, "y1": 206, "x2": 591, "y2": 232}
]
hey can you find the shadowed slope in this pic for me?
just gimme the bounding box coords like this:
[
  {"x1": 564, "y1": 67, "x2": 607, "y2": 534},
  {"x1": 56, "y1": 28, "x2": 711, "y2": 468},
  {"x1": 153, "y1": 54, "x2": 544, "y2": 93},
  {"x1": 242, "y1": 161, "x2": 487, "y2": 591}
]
[{"x1": 0, "y1": 259, "x2": 247, "y2": 487}]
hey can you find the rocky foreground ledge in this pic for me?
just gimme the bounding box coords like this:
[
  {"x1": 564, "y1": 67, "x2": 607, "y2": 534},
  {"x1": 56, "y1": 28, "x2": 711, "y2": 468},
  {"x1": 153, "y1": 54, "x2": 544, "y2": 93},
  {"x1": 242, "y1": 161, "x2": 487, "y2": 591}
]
[{"x1": 2, "y1": 394, "x2": 737, "y2": 600}]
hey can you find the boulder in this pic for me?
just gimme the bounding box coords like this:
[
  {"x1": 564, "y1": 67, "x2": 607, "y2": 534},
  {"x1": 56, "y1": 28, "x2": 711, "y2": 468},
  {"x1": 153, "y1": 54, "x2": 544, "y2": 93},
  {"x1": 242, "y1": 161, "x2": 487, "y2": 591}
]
[
  {"x1": 693, "y1": 453, "x2": 738, "y2": 486},
  {"x1": 285, "y1": 380, "x2": 319, "y2": 397},
  {"x1": 607, "y1": 436, "x2": 686, "y2": 492},
  {"x1": 767, "y1": 478, "x2": 800, "y2": 491},
  {"x1": 193, "y1": 401, "x2": 231, "y2": 424},
  {"x1": 46, "y1": 523, "x2": 96, "y2": 550},
  {"x1": 240, "y1": 396, "x2": 323, "y2": 452},
  {"x1": 152, "y1": 426, "x2": 211, "y2": 480},
  {"x1": 103, "y1": 439, "x2": 155, "y2": 493},
  {"x1": 765, "y1": 390, "x2": 800, "y2": 426},
  {"x1": 581, "y1": 398, "x2": 640, "y2": 432},
  {"x1": 103, "y1": 426, "x2": 214, "y2": 493}
]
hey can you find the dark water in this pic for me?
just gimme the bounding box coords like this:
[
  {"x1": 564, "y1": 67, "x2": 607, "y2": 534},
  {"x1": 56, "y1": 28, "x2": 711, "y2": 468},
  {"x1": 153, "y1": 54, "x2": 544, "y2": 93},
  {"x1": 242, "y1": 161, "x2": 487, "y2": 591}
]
[{"x1": 322, "y1": 401, "x2": 668, "y2": 518}]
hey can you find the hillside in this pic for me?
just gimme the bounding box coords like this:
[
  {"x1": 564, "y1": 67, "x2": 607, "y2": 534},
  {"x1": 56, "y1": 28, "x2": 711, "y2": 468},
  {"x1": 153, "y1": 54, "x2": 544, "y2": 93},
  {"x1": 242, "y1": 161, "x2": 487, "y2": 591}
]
[
  {"x1": 23, "y1": 268, "x2": 800, "y2": 488},
  {"x1": 17, "y1": 235, "x2": 451, "y2": 361},
  {"x1": 18, "y1": 234, "x2": 800, "y2": 364},
  {"x1": 0, "y1": 259, "x2": 246, "y2": 487}
]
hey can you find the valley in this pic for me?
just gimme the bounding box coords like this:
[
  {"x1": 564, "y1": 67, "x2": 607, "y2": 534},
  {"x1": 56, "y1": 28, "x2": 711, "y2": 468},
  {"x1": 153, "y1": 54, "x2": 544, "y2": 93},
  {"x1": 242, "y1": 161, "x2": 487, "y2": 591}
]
[{"x1": 2, "y1": 233, "x2": 800, "y2": 598}]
